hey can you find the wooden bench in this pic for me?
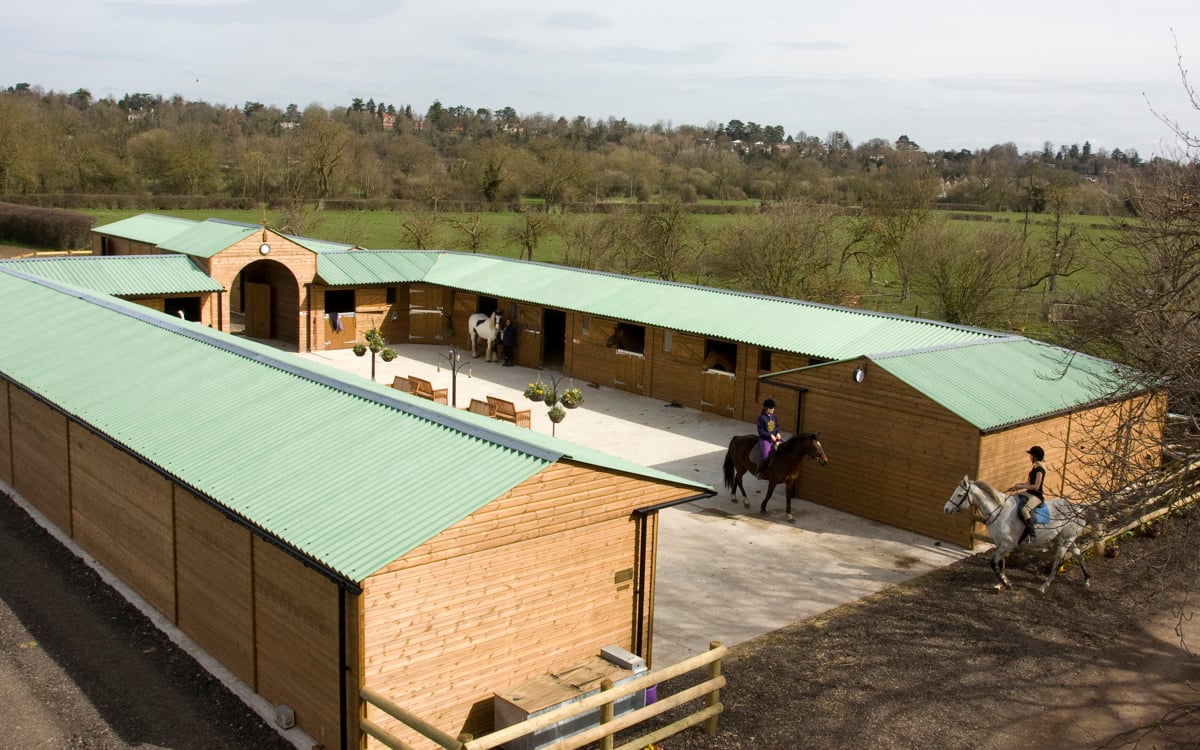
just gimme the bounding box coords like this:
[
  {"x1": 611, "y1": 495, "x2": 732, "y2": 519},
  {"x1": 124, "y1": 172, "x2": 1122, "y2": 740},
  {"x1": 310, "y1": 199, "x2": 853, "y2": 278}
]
[
  {"x1": 389, "y1": 375, "x2": 415, "y2": 394},
  {"x1": 408, "y1": 376, "x2": 448, "y2": 405},
  {"x1": 487, "y1": 396, "x2": 531, "y2": 429},
  {"x1": 465, "y1": 398, "x2": 496, "y2": 418}
]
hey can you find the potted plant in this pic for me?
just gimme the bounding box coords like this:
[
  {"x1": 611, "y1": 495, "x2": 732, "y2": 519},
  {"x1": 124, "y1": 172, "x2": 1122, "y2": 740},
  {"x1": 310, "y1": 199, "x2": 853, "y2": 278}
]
[
  {"x1": 547, "y1": 405, "x2": 566, "y2": 423},
  {"x1": 353, "y1": 342, "x2": 367, "y2": 357},
  {"x1": 380, "y1": 347, "x2": 397, "y2": 362},
  {"x1": 524, "y1": 382, "x2": 546, "y2": 401},
  {"x1": 560, "y1": 387, "x2": 584, "y2": 409}
]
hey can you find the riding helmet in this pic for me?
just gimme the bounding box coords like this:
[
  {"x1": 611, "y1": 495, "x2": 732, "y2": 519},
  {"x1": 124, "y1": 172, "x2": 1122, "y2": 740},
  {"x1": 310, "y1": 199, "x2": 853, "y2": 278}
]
[
  {"x1": 763, "y1": 398, "x2": 776, "y2": 409},
  {"x1": 1027, "y1": 445, "x2": 1045, "y2": 461}
]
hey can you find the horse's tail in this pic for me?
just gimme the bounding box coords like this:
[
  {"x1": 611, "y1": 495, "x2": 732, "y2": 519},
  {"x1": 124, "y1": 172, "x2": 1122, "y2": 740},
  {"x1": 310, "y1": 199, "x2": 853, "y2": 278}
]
[{"x1": 722, "y1": 449, "x2": 736, "y2": 491}]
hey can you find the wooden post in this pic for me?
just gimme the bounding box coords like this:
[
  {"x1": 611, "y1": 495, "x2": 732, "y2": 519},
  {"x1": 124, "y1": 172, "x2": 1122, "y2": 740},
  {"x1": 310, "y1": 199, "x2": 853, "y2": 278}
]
[
  {"x1": 704, "y1": 641, "x2": 722, "y2": 736},
  {"x1": 600, "y1": 678, "x2": 615, "y2": 750}
]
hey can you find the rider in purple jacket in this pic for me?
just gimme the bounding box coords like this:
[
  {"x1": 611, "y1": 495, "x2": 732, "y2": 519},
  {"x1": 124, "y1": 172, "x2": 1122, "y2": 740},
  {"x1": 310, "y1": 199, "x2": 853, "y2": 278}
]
[{"x1": 756, "y1": 398, "x2": 783, "y2": 478}]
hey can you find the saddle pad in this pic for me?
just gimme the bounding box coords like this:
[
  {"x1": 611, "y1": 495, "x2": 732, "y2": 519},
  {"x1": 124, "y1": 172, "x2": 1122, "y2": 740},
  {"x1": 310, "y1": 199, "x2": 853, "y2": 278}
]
[{"x1": 1034, "y1": 505, "x2": 1050, "y2": 524}]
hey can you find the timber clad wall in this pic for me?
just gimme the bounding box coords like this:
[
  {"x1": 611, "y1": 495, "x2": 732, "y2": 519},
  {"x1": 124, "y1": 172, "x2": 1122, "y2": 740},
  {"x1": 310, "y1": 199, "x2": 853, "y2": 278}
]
[
  {"x1": 0, "y1": 383, "x2": 11, "y2": 485},
  {"x1": 175, "y1": 491, "x2": 256, "y2": 684},
  {"x1": 10, "y1": 389, "x2": 71, "y2": 532},
  {"x1": 779, "y1": 360, "x2": 983, "y2": 545},
  {"x1": 70, "y1": 427, "x2": 176, "y2": 618},
  {"x1": 360, "y1": 462, "x2": 693, "y2": 747},
  {"x1": 253, "y1": 538, "x2": 342, "y2": 748}
]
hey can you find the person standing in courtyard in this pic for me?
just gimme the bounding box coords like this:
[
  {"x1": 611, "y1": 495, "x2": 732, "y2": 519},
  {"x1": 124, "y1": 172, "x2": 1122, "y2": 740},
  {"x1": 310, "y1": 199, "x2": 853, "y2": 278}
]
[{"x1": 500, "y1": 318, "x2": 516, "y2": 367}]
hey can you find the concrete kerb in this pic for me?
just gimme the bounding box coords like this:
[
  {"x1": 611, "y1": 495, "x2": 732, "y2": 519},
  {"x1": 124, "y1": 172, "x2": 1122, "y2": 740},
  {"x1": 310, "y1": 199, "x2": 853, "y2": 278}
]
[{"x1": 296, "y1": 344, "x2": 971, "y2": 666}]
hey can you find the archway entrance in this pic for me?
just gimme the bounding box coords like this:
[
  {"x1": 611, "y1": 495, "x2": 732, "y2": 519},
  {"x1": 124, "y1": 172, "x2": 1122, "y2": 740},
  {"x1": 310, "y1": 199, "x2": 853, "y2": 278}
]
[{"x1": 231, "y1": 259, "x2": 301, "y2": 347}]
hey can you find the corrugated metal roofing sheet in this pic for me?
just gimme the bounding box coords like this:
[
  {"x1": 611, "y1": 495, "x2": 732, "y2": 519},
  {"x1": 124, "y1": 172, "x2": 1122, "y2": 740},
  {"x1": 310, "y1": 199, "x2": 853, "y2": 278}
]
[
  {"x1": 0, "y1": 269, "x2": 707, "y2": 585},
  {"x1": 90, "y1": 213, "x2": 199, "y2": 244},
  {"x1": 316, "y1": 250, "x2": 439, "y2": 286},
  {"x1": 285, "y1": 234, "x2": 358, "y2": 254},
  {"x1": 417, "y1": 252, "x2": 1005, "y2": 359},
  {"x1": 0, "y1": 255, "x2": 223, "y2": 295},
  {"x1": 873, "y1": 339, "x2": 1127, "y2": 431},
  {"x1": 157, "y1": 218, "x2": 258, "y2": 258}
]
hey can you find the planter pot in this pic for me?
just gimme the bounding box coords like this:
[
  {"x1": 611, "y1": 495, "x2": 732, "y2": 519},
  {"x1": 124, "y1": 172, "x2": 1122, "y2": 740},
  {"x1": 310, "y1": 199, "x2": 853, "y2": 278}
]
[
  {"x1": 544, "y1": 394, "x2": 557, "y2": 405},
  {"x1": 562, "y1": 401, "x2": 580, "y2": 409},
  {"x1": 548, "y1": 410, "x2": 566, "y2": 424},
  {"x1": 353, "y1": 347, "x2": 367, "y2": 357},
  {"x1": 526, "y1": 392, "x2": 543, "y2": 402}
]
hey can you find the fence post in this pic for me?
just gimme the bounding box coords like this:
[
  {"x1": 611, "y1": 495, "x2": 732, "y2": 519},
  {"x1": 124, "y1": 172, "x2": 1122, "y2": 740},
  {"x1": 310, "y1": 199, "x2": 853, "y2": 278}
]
[
  {"x1": 599, "y1": 678, "x2": 615, "y2": 750},
  {"x1": 705, "y1": 641, "x2": 723, "y2": 736}
]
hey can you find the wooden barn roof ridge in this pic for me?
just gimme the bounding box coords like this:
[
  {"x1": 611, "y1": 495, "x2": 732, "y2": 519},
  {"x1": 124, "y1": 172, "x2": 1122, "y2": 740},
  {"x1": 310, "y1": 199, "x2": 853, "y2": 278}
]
[{"x1": 0, "y1": 266, "x2": 709, "y2": 588}]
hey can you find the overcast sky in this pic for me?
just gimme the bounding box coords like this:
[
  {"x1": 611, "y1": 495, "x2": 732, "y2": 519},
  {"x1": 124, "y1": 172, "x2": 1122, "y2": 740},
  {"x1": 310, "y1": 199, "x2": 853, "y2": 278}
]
[{"x1": 4, "y1": 1, "x2": 1198, "y2": 158}]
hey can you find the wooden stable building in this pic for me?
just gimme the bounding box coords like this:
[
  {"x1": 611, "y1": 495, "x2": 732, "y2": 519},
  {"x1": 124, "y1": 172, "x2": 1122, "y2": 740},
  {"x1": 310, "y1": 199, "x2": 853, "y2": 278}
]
[
  {"x1": 79, "y1": 213, "x2": 1166, "y2": 548},
  {"x1": 0, "y1": 268, "x2": 711, "y2": 749}
]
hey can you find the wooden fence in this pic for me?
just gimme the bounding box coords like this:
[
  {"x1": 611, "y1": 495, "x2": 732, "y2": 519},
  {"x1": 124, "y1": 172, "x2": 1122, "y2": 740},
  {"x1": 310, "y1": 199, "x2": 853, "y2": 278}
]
[{"x1": 361, "y1": 642, "x2": 727, "y2": 750}]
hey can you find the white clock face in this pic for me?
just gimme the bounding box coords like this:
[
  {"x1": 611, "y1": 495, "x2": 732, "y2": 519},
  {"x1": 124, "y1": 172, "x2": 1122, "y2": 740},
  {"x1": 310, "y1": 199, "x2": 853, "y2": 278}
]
[
  {"x1": 259, "y1": 243, "x2": 271, "y2": 255},
  {"x1": 854, "y1": 367, "x2": 866, "y2": 383}
]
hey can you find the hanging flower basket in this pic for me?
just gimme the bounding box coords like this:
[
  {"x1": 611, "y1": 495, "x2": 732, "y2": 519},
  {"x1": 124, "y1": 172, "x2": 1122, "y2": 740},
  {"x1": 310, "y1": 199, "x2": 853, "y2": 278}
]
[
  {"x1": 524, "y1": 383, "x2": 546, "y2": 401},
  {"x1": 380, "y1": 348, "x2": 397, "y2": 362},
  {"x1": 560, "y1": 387, "x2": 584, "y2": 409},
  {"x1": 544, "y1": 392, "x2": 557, "y2": 406},
  {"x1": 353, "y1": 343, "x2": 367, "y2": 357},
  {"x1": 547, "y1": 405, "x2": 566, "y2": 423}
]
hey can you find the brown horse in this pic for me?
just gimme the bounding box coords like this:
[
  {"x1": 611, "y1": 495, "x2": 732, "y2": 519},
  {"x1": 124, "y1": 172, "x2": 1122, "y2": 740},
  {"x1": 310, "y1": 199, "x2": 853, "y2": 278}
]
[{"x1": 722, "y1": 433, "x2": 829, "y2": 522}]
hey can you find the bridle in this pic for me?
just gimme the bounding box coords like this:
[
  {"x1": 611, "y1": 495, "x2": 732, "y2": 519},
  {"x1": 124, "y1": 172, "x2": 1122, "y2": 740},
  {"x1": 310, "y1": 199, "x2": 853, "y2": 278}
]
[{"x1": 949, "y1": 478, "x2": 1002, "y2": 524}]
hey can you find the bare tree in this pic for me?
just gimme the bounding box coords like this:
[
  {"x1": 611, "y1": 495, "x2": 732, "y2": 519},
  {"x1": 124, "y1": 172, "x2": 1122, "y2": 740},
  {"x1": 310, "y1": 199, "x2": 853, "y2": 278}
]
[
  {"x1": 1057, "y1": 46, "x2": 1200, "y2": 686},
  {"x1": 399, "y1": 210, "x2": 443, "y2": 250},
  {"x1": 450, "y1": 213, "x2": 496, "y2": 253},
  {"x1": 708, "y1": 202, "x2": 853, "y2": 304},
  {"x1": 506, "y1": 208, "x2": 549, "y2": 261},
  {"x1": 853, "y1": 149, "x2": 942, "y2": 302},
  {"x1": 557, "y1": 213, "x2": 626, "y2": 271},
  {"x1": 623, "y1": 200, "x2": 700, "y2": 282},
  {"x1": 909, "y1": 218, "x2": 1025, "y2": 327}
]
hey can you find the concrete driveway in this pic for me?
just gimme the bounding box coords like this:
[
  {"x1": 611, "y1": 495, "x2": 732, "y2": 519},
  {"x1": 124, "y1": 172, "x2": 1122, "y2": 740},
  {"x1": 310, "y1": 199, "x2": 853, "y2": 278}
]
[{"x1": 299, "y1": 345, "x2": 970, "y2": 667}]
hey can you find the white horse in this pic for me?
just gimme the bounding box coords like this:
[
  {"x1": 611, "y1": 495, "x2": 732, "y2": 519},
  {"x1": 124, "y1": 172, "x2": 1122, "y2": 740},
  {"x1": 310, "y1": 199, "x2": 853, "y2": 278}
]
[
  {"x1": 468, "y1": 311, "x2": 501, "y2": 361},
  {"x1": 944, "y1": 476, "x2": 1100, "y2": 593}
]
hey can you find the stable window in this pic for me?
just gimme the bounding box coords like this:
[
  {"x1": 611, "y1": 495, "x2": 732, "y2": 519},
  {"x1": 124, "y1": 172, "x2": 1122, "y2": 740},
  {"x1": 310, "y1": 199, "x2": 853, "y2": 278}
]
[
  {"x1": 325, "y1": 289, "x2": 355, "y2": 313},
  {"x1": 704, "y1": 340, "x2": 737, "y2": 372},
  {"x1": 758, "y1": 349, "x2": 773, "y2": 372}
]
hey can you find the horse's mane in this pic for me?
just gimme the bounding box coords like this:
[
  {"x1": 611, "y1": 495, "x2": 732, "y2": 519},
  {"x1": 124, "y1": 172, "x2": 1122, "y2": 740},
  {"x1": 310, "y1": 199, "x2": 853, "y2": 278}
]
[{"x1": 972, "y1": 479, "x2": 1007, "y2": 501}]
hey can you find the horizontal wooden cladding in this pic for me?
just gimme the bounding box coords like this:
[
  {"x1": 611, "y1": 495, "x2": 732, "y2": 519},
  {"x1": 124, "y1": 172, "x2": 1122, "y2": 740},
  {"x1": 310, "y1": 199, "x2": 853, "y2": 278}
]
[
  {"x1": 0, "y1": 382, "x2": 11, "y2": 485},
  {"x1": 253, "y1": 537, "x2": 342, "y2": 750},
  {"x1": 68, "y1": 425, "x2": 176, "y2": 618},
  {"x1": 388, "y1": 465, "x2": 686, "y2": 569},
  {"x1": 782, "y1": 362, "x2": 981, "y2": 546},
  {"x1": 360, "y1": 463, "x2": 686, "y2": 742},
  {"x1": 9, "y1": 389, "x2": 71, "y2": 532},
  {"x1": 174, "y1": 488, "x2": 255, "y2": 685}
]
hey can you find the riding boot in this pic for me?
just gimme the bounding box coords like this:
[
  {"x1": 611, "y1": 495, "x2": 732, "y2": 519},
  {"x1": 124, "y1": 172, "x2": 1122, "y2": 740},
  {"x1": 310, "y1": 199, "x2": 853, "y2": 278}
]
[{"x1": 1020, "y1": 512, "x2": 1037, "y2": 543}]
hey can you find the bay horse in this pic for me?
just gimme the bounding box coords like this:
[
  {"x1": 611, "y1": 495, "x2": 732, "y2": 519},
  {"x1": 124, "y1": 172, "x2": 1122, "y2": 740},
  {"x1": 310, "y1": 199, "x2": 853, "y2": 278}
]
[
  {"x1": 468, "y1": 311, "x2": 501, "y2": 361},
  {"x1": 944, "y1": 476, "x2": 1101, "y2": 593},
  {"x1": 722, "y1": 433, "x2": 828, "y2": 522},
  {"x1": 605, "y1": 323, "x2": 645, "y2": 353}
]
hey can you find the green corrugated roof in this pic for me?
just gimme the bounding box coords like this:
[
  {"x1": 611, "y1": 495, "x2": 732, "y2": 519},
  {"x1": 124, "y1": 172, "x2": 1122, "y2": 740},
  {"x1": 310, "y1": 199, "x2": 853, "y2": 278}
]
[
  {"x1": 317, "y1": 250, "x2": 439, "y2": 286},
  {"x1": 0, "y1": 255, "x2": 223, "y2": 295},
  {"x1": 90, "y1": 213, "x2": 200, "y2": 244},
  {"x1": 0, "y1": 269, "x2": 707, "y2": 586},
  {"x1": 416, "y1": 252, "x2": 1004, "y2": 359},
  {"x1": 157, "y1": 218, "x2": 259, "y2": 258},
  {"x1": 285, "y1": 234, "x2": 358, "y2": 254},
  {"x1": 872, "y1": 338, "x2": 1129, "y2": 431}
]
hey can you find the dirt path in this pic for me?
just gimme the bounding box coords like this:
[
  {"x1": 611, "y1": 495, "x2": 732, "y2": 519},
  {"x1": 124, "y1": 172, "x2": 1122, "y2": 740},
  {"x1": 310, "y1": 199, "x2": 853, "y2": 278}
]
[{"x1": 643, "y1": 526, "x2": 1200, "y2": 749}]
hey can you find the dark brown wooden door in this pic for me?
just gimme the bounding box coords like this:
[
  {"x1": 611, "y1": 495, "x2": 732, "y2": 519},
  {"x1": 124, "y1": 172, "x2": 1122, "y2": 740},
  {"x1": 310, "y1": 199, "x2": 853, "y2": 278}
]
[{"x1": 244, "y1": 282, "x2": 271, "y2": 339}]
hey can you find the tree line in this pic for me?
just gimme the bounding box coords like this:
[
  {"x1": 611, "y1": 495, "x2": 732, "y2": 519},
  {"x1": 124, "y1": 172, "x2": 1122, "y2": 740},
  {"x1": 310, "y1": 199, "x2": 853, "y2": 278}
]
[{"x1": 0, "y1": 82, "x2": 1155, "y2": 214}]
